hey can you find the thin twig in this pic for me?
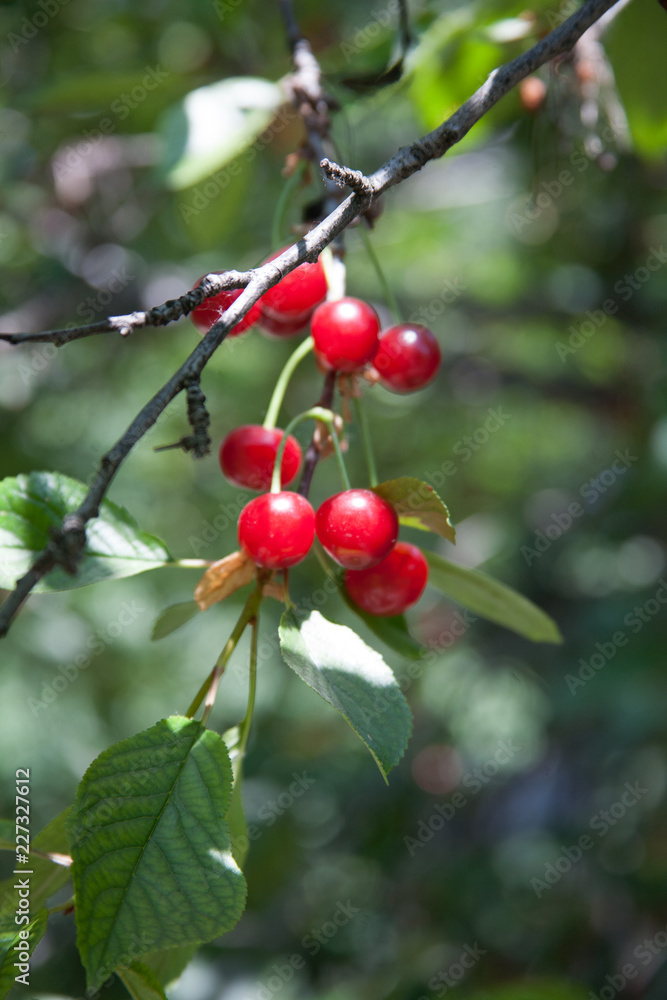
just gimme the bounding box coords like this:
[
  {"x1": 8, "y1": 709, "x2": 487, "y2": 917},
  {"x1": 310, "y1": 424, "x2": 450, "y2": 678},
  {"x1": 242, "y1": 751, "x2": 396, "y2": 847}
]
[
  {"x1": 297, "y1": 371, "x2": 337, "y2": 499},
  {"x1": 0, "y1": 0, "x2": 623, "y2": 636},
  {"x1": 0, "y1": 271, "x2": 252, "y2": 346}
]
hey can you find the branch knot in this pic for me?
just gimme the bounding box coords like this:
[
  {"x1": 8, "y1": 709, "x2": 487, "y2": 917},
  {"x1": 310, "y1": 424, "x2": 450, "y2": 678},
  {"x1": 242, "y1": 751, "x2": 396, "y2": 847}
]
[{"x1": 319, "y1": 158, "x2": 374, "y2": 197}]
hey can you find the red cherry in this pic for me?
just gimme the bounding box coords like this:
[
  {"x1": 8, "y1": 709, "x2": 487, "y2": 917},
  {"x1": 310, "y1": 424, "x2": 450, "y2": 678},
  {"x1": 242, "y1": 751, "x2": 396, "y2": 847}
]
[
  {"x1": 238, "y1": 492, "x2": 315, "y2": 569},
  {"x1": 260, "y1": 247, "x2": 327, "y2": 321},
  {"x1": 315, "y1": 489, "x2": 398, "y2": 570},
  {"x1": 344, "y1": 542, "x2": 428, "y2": 616},
  {"x1": 373, "y1": 323, "x2": 441, "y2": 393},
  {"x1": 257, "y1": 309, "x2": 312, "y2": 339},
  {"x1": 311, "y1": 298, "x2": 380, "y2": 373},
  {"x1": 220, "y1": 426, "x2": 302, "y2": 491},
  {"x1": 191, "y1": 276, "x2": 262, "y2": 336}
]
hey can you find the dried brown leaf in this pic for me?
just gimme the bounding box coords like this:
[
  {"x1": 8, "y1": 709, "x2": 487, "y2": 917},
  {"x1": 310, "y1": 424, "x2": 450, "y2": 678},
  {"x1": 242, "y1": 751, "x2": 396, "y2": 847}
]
[{"x1": 194, "y1": 550, "x2": 254, "y2": 610}]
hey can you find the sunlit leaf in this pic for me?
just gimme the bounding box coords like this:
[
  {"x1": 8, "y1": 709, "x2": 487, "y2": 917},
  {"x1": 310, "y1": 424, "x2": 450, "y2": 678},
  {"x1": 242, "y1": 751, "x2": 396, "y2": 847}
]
[
  {"x1": 279, "y1": 609, "x2": 412, "y2": 781},
  {"x1": 0, "y1": 472, "x2": 172, "y2": 593},
  {"x1": 160, "y1": 77, "x2": 285, "y2": 189}
]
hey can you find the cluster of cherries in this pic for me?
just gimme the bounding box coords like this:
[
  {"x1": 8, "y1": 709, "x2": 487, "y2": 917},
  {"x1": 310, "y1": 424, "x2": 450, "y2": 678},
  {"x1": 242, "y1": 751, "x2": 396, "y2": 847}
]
[{"x1": 191, "y1": 251, "x2": 439, "y2": 618}]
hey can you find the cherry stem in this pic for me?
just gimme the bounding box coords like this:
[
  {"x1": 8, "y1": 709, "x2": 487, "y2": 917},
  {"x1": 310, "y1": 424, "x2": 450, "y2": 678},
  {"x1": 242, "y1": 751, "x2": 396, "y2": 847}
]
[
  {"x1": 297, "y1": 370, "x2": 336, "y2": 498},
  {"x1": 186, "y1": 585, "x2": 263, "y2": 723},
  {"x1": 352, "y1": 395, "x2": 378, "y2": 488},
  {"x1": 359, "y1": 226, "x2": 402, "y2": 324},
  {"x1": 48, "y1": 896, "x2": 76, "y2": 916},
  {"x1": 312, "y1": 537, "x2": 338, "y2": 582},
  {"x1": 271, "y1": 160, "x2": 308, "y2": 251},
  {"x1": 319, "y1": 409, "x2": 351, "y2": 491},
  {"x1": 271, "y1": 405, "x2": 350, "y2": 493},
  {"x1": 263, "y1": 335, "x2": 314, "y2": 431},
  {"x1": 237, "y1": 614, "x2": 259, "y2": 756}
]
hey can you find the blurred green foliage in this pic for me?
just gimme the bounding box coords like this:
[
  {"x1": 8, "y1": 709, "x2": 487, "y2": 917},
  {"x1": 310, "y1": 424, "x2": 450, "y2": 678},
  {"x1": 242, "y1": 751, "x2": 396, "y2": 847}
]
[{"x1": 1, "y1": 0, "x2": 666, "y2": 998}]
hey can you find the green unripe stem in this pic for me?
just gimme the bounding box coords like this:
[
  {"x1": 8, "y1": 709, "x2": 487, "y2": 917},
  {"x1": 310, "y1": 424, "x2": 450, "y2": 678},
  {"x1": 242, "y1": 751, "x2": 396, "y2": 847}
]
[
  {"x1": 271, "y1": 406, "x2": 351, "y2": 493},
  {"x1": 359, "y1": 226, "x2": 402, "y2": 324},
  {"x1": 187, "y1": 584, "x2": 263, "y2": 723},
  {"x1": 237, "y1": 616, "x2": 259, "y2": 755},
  {"x1": 263, "y1": 336, "x2": 314, "y2": 431},
  {"x1": 48, "y1": 896, "x2": 75, "y2": 915},
  {"x1": 352, "y1": 395, "x2": 378, "y2": 488}
]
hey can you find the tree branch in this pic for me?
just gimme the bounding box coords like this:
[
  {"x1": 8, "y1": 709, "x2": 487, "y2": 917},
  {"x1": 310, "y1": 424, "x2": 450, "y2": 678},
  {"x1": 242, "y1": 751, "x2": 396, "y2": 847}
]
[
  {"x1": 0, "y1": 271, "x2": 252, "y2": 345},
  {"x1": 0, "y1": 0, "x2": 623, "y2": 636},
  {"x1": 278, "y1": 0, "x2": 342, "y2": 215}
]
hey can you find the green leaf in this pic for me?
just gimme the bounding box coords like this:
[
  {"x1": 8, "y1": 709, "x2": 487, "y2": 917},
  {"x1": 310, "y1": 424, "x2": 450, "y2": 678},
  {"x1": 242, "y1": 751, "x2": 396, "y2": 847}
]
[
  {"x1": 159, "y1": 77, "x2": 285, "y2": 190},
  {"x1": 141, "y1": 944, "x2": 199, "y2": 988},
  {"x1": 150, "y1": 601, "x2": 201, "y2": 641},
  {"x1": 67, "y1": 716, "x2": 246, "y2": 991},
  {"x1": 118, "y1": 962, "x2": 169, "y2": 1000},
  {"x1": 605, "y1": 0, "x2": 667, "y2": 158},
  {"x1": 373, "y1": 477, "x2": 455, "y2": 543},
  {"x1": 0, "y1": 808, "x2": 72, "y2": 921},
  {"x1": 0, "y1": 821, "x2": 15, "y2": 851},
  {"x1": 218, "y1": 727, "x2": 248, "y2": 869},
  {"x1": 341, "y1": 587, "x2": 424, "y2": 661},
  {"x1": 226, "y1": 765, "x2": 249, "y2": 870},
  {"x1": 279, "y1": 609, "x2": 412, "y2": 781},
  {"x1": 0, "y1": 472, "x2": 173, "y2": 593},
  {"x1": 25, "y1": 71, "x2": 182, "y2": 114},
  {"x1": 0, "y1": 908, "x2": 48, "y2": 997},
  {"x1": 423, "y1": 550, "x2": 562, "y2": 644}
]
